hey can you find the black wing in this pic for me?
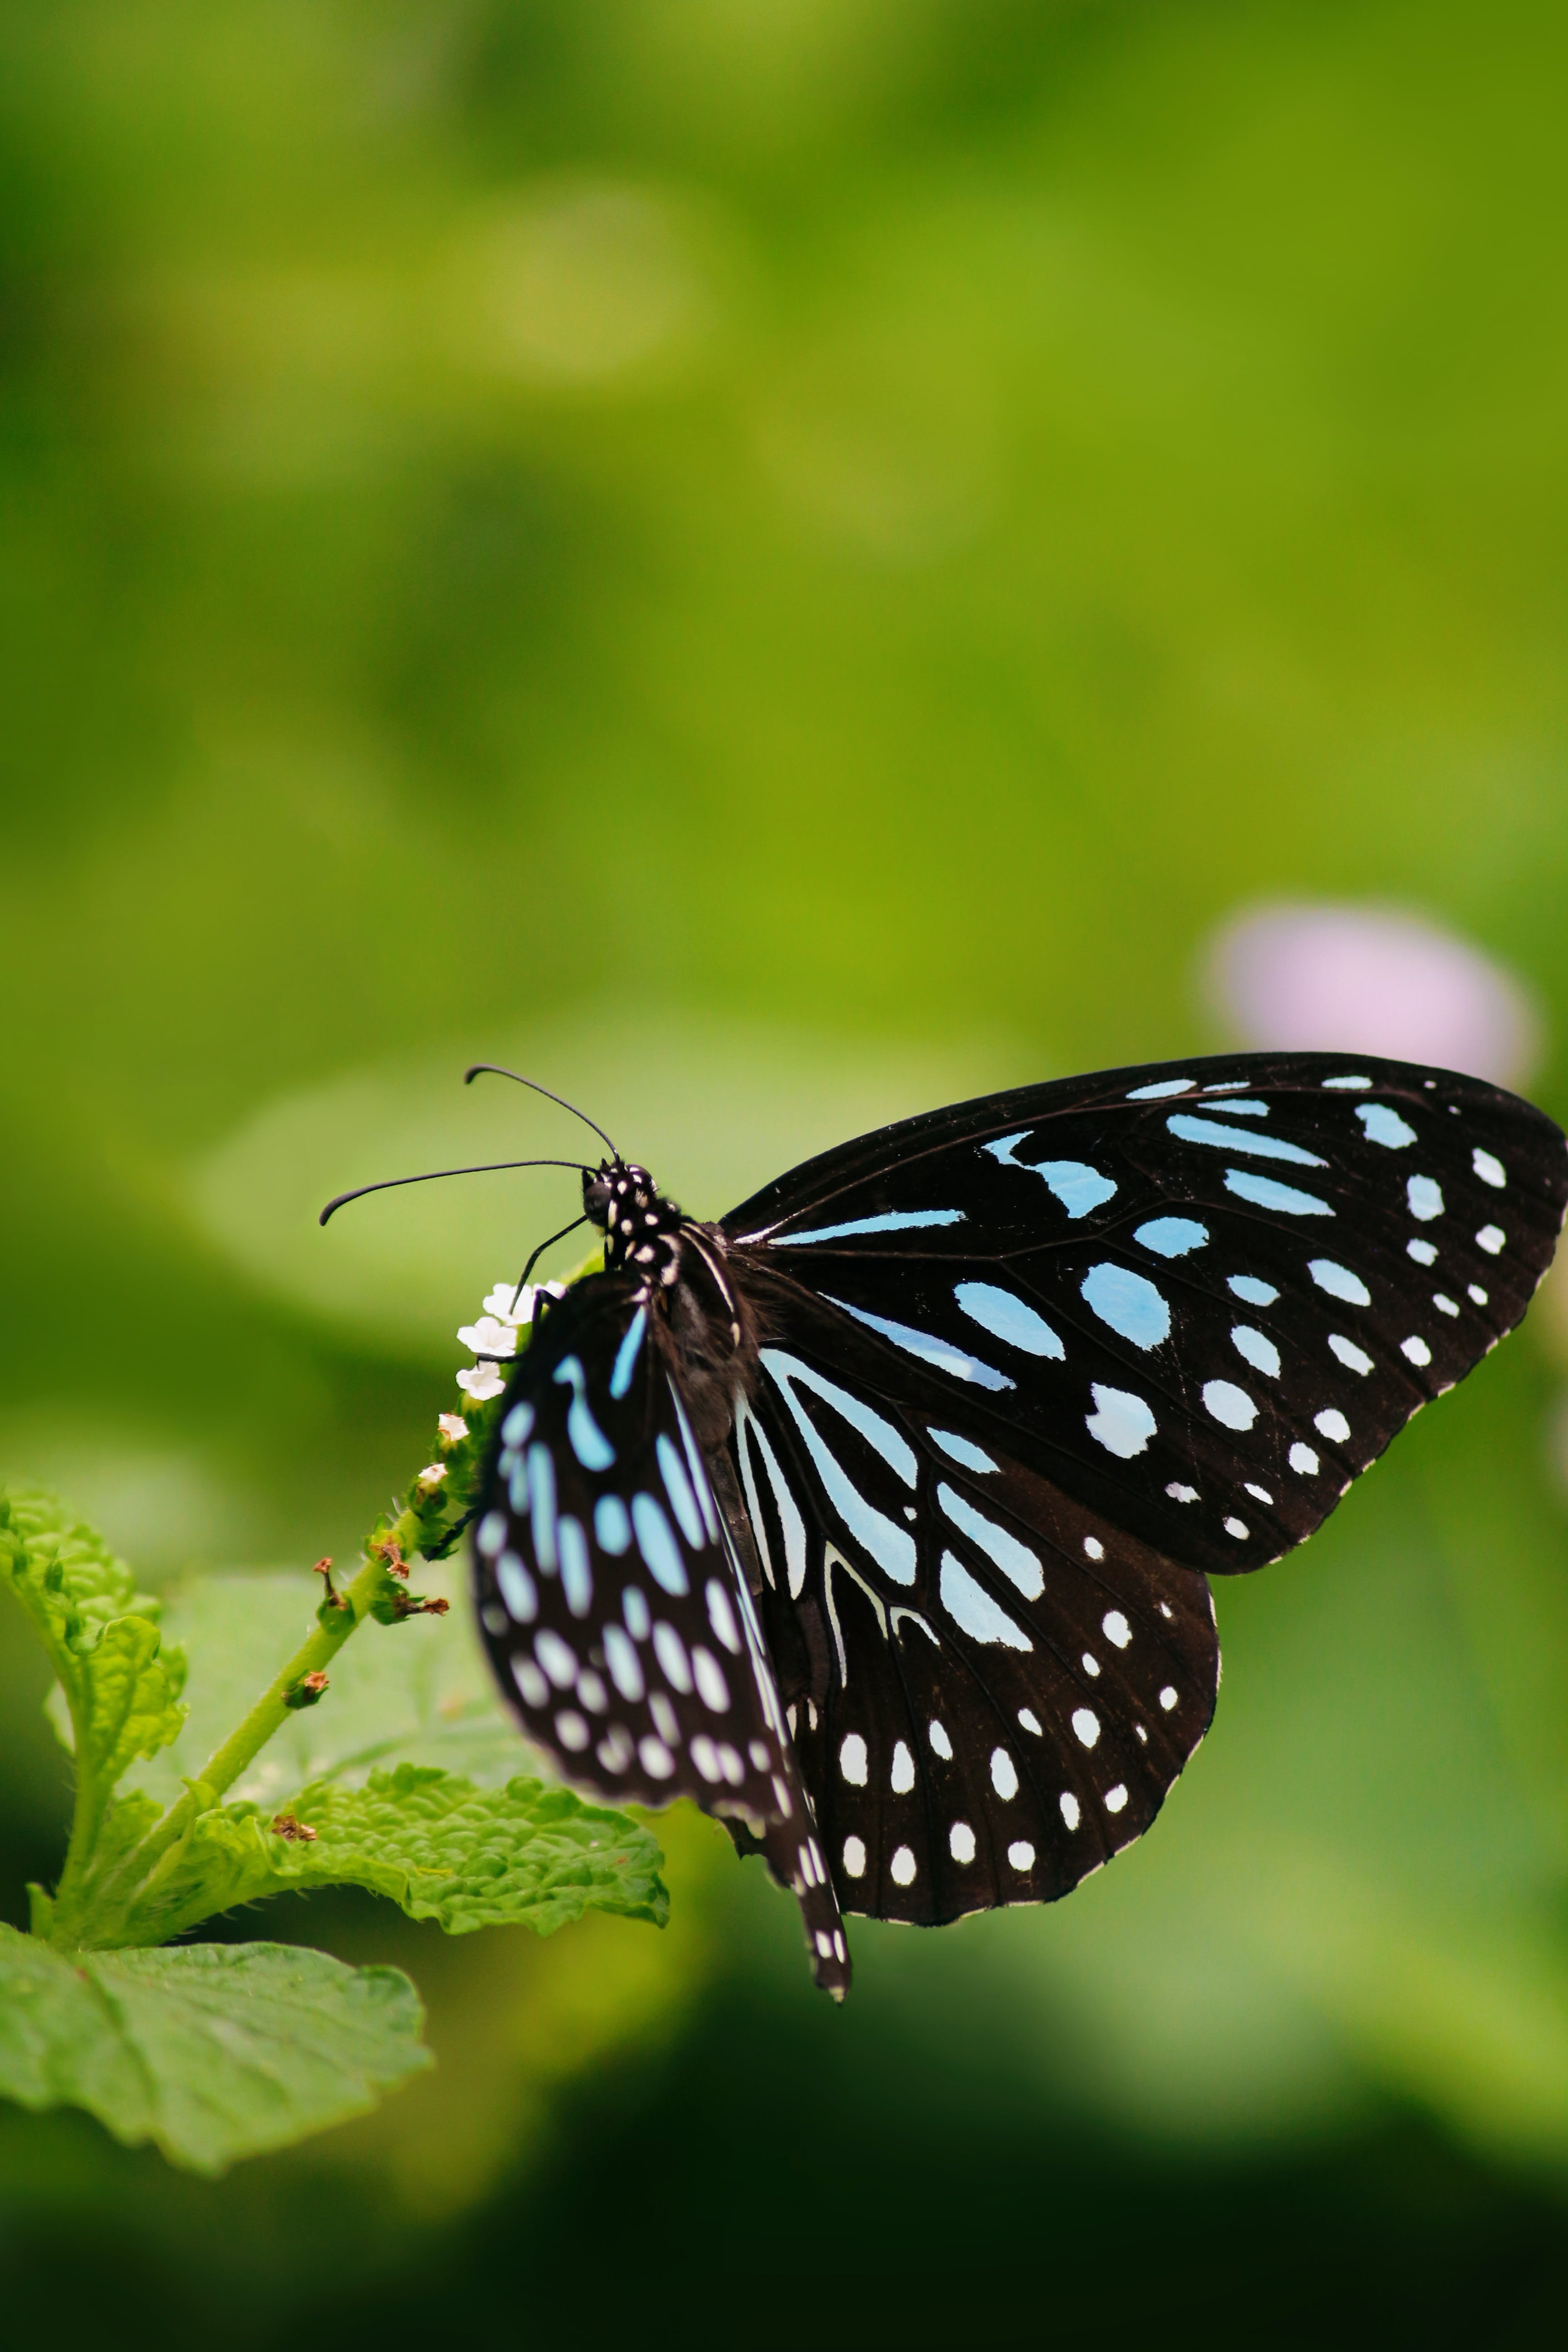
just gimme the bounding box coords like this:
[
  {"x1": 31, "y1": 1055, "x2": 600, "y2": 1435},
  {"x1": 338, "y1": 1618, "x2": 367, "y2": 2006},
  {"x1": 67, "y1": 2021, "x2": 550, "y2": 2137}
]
[
  {"x1": 471, "y1": 1270, "x2": 850, "y2": 1995},
  {"x1": 725, "y1": 1052, "x2": 1566, "y2": 1576},
  {"x1": 720, "y1": 1051, "x2": 1565, "y2": 1926}
]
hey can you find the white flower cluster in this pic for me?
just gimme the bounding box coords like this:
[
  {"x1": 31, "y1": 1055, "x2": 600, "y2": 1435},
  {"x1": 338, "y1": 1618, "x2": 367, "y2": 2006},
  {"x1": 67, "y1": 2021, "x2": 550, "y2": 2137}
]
[{"x1": 455, "y1": 1277, "x2": 566, "y2": 1401}]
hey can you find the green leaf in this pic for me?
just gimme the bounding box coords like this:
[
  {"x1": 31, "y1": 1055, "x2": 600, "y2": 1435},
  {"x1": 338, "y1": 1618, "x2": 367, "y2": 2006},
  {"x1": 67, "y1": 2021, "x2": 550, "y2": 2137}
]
[
  {"x1": 118, "y1": 1765, "x2": 669, "y2": 1946},
  {"x1": 75, "y1": 1616, "x2": 188, "y2": 1786},
  {"x1": 4, "y1": 1480, "x2": 186, "y2": 1804},
  {"x1": 113, "y1": 1562, "x2": 526, "y2": 1810},
  {"x1": 0, "y1": 1924, "x2": 429, "y2": 2174}
]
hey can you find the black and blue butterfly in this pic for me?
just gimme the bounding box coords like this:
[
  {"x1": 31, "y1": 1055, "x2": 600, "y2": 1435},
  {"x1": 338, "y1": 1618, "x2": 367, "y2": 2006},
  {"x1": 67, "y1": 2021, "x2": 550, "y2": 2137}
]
[{"x1": 335, "y1": 1054, "x2": 1568, "y2": 1998}]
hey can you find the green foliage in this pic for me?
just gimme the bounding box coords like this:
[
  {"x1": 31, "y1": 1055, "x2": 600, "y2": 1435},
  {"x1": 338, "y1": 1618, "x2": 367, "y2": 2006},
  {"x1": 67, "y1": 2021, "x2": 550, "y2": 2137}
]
[
  {"x1": 117, "y1": 1768, "x2": 669, "y2": 1948},
  {"x1": 115, "y1": 1564, "x2": 525, "y2": 1808},
  {"x1": 0, "y1": 1465, "x2": 668, "y2": 2172},
  {"x1": 0, "y1": 1927, "x2": 430, "y2": 2175},
  {"x1": 0, "y1": 1486, "x2": 187, "y2": 1778}
]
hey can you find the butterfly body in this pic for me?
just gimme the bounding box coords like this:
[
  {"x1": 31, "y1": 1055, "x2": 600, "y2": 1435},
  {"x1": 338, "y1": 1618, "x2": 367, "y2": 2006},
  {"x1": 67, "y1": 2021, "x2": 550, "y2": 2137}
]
[{"x1": 471, "y1": 1053, "x2": 1568, "y2": 1998}]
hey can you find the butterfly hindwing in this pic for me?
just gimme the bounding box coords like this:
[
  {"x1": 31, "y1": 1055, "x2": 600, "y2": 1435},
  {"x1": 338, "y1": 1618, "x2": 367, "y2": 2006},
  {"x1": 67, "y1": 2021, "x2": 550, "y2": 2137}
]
[
  {"x1": 733, "y1": 1354, "x2": 1220, "y2": 1922},
  {"x1": 472, "y1": 1271, "x2": 852, "y2": 1994},
  {"x1": 725, "y1": 1053, "x2": 1567, "y2": 1578}
]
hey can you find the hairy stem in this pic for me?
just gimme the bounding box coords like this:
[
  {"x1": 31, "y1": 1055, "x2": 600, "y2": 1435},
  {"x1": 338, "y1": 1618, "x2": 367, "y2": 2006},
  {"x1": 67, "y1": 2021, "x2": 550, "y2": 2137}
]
[{"x1": 58, "y1": 1552, "x2": 394, "y2": 1950}]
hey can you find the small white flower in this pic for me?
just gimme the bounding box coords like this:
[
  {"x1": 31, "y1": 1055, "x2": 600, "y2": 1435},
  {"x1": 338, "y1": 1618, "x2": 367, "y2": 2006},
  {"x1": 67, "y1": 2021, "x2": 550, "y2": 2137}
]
[
  {"x1": 457, "y1": 1313, "x2": 518, "y2": 1359},
  {"x1": 456, "y1": 1361, "x2": 506, "y2": 1401},
  {"x1": 482, "y1": 1280, "x2": 531, "y2": 1323},
  {"x1": 437, "y1": 1413, "x2": 468, "y2": 1445},
  {"x1": 416, "y1": 1462, "x2": 446, "y2": 1491}
]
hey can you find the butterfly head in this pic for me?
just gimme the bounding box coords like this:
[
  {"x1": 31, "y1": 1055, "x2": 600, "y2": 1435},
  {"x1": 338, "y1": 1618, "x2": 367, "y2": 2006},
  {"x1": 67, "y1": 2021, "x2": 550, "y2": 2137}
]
[{"x1": 583, "y1": 1158, "x2": 686, "y2": 1284}]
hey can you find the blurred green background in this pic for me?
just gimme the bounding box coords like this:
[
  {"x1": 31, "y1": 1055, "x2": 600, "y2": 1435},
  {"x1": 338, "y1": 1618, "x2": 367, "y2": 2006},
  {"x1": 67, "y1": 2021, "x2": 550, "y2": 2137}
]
[{"x1": 5, "y1": 0, "x2": 1568, "y2": 2341}]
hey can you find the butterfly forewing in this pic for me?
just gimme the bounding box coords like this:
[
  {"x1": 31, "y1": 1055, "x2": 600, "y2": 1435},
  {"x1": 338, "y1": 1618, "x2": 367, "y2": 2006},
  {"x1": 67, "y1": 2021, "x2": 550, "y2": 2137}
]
[{"x1": 726, "y1": 1054, "x2": 1568, "y2": 1578}]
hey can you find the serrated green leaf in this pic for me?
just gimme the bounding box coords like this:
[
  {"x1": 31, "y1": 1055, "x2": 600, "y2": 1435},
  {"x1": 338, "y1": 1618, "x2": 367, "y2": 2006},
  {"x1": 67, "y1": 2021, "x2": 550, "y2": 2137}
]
[
  {"x1": 4, "y1": 1483, "x2": 187, "y2": 1819},
  {"x1": 0, "y1": 1482, "x2": 169, "y2": 1709},
  {"x1": 76, "y1": 1616, "x2": 188, "y2": 1787},
  {"x1": 115, "y1": 1562, "x2": 527, "y2": 1811},
  {"x1": 0, "y1": 1924, "x2": 430, "y2": 2174},
  {"x1": 119, "y1": 1765, "x2": 669, "y2": 1946}
]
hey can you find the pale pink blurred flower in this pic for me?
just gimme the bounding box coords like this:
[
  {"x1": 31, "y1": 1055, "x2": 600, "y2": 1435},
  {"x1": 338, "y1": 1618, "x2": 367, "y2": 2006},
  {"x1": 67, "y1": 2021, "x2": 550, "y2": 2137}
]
[
  {"x1": 415, "y1": 1462, "x2": 446, "y2": 1491},
  {"x1": 1204, "y1": 902, "x2": 1543, "y2": 1087}
]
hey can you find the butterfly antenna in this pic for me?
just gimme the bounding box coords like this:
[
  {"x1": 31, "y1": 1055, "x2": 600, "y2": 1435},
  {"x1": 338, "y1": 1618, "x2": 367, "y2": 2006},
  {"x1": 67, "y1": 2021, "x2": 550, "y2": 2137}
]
[
  {"x1": 463, "y1": 1064, "x2": 621, "y2": 1161},
  {"x1": 318, "y1": 1159, "x2": 588, "y2": 1226}
]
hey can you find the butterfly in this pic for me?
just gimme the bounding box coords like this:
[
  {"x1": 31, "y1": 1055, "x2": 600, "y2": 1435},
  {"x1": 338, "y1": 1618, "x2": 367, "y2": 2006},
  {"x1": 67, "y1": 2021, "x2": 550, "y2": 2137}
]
[{"x1": 459, "y1": 1052, "x2": 1566, "y2": 1999}]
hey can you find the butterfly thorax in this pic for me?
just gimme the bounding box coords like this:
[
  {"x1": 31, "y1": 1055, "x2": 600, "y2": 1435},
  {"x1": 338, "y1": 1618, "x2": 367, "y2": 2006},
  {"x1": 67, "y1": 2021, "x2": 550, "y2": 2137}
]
[
  {"x1": 582, "y1": 1157, "x2": 758, "y2": 1448},
  {"x1": 583, "y1": 1159, "x2": 686, "y2": 1288}
]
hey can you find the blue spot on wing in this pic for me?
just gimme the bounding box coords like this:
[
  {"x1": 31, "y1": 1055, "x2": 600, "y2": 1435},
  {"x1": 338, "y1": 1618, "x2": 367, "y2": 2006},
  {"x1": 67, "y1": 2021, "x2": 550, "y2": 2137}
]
[
  {"x1": 953, "y1": 1282, "x2": 1066, "y2": 1358},
  {"x1": 553, "y1": 1356, "x2": 616, "y2": 1471},
  {"x1": 1134, "y1": 1216, "x2": 1208, "y2": 1257},
  {"x1": 937, "y1": 1483, "x2": 1043, "y2": 1599},
  {"x1": 984, "y1": 1136, "x2": 1117, "y2": 1215},
  {"x1": 1080, "y1": 1263, "x2": 1171, "y2": 1350},
  {"x1": 939, "y1": 1553, "x2": 1033, "y2": 1648},
  {"x1": 928, "y1": 1428, "x2": 1000, "y2": 1475},
  {"x1": 1356, "y1": 1103, "x2": 1417, "y2": 1149},
  {"x1": 775, "y1": 1209, "x2": 965, "y2": 1245},
  {"x1": 609, "y1": 1309, "x2": 646, "y2": 1401},
  {"x1": 1225, "y1": 1169, "x2": 1333, "y2": 1216},
  {"x1": 631, "y1": 1492, "x2": 688, "y2": 1596},
  {"x1": 826, "y1": 1294, "x2": 1015, "y2": 1391},
  {"x1": 1167, "y1": 1115, "x2": 1325, "y2": 1168}
]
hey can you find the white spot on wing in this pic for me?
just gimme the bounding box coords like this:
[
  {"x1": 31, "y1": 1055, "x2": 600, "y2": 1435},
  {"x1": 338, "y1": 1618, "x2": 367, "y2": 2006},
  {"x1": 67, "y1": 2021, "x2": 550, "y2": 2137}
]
[
  {"x1": 1472, "y1": 1149, "x2": 1505, "y2": 1189},
  {"x1": 1231, "y1": 1327, "x2": 1280, "y2": 1378},
  {"x1": 839, "y1": 1732, "x2": 868, "y2": 1785},
  {"x1": 890, "y1": 1846, "x2": 916, "y2": 1886},
  {"x1": 1204, "y1": 1380, "x2": 1257, "y2": 1431},
  {"x1": 1071, "y1": 1708, "x2": 1100, "y2": 1749},
  {"x1": 1086, "y1": 1383, "x2": 1157, "y2": 1458}
]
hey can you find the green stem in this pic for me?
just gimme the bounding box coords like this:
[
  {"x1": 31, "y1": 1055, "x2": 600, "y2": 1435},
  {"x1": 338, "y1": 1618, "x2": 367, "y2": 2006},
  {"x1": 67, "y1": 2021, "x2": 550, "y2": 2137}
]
[
  {"x1": 57, "y1": 1552, "x2": 393, "y2": 1950},
  {"x1": 48, "y1": 1696, "x2": 109, "y2": 1946}
]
